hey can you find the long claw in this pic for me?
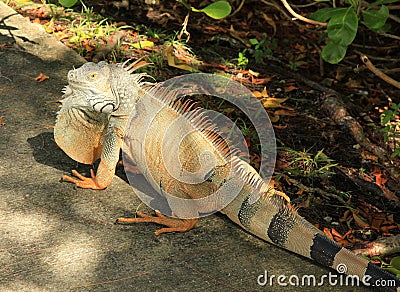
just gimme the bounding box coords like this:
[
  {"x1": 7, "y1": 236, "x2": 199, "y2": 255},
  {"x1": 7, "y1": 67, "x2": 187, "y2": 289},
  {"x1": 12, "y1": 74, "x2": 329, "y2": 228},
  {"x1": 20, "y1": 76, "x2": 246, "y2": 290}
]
[
  {"x1": 62, "y1": 169, "x2": 105, "y2": 190},
  {"x1": 117, "y1": 210, "x2": 198, "y2": 236}
]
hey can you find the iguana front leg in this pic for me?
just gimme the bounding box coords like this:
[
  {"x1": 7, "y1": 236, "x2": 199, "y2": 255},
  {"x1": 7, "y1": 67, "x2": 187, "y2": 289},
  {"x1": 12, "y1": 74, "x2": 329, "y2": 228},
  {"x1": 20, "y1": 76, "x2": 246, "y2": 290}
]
[
  {"x1": 117, "y1": 210, "x2": 198, "y2": 237},
  {"x1": 63, "y1": 124, "x2": 123, "y2": 190},
  {"x1": 62, "y1": 160, "x2": 115, "y2": 190}
]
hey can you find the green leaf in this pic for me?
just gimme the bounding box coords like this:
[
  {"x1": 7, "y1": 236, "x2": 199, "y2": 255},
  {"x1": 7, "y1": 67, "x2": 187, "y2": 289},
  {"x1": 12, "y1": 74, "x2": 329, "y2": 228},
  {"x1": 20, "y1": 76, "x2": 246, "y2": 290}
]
[
  {"x1": 310, "y1": 7, "x2": 346, "y2": 22},
  {"x1": 327, "y1": 7, "x2": 358, "y2": 46},
  {"x1": 249, "y1": 38, "x2": 259, "y2": 45},
  {"x1": 322, "y1": 41, "x2": 348, "y2": 64},
  {"x1": 347, "y1": 0, "x2": 358, "y2": 8},
  {"x1": 58, "y1": 0, "x2": 78, "y2": 7},
  {"x1": 362, "y1": 5, "x2": 389, "y2": 30},
  {"x1": 194, "y1": 1, "x2": 232, "y2": 19},
  {"x1": 310, "y1": 7, "x2": 348, "y2": 22},
  {"x1": 130, "y1": 40, "x2": 154, "y2": 49},
  {"x1": 390, "y1": 256, "x2": 400, "y2": 270},
  {"x1": 370, "y1": 0, "x2": 400, "y2": 7}
]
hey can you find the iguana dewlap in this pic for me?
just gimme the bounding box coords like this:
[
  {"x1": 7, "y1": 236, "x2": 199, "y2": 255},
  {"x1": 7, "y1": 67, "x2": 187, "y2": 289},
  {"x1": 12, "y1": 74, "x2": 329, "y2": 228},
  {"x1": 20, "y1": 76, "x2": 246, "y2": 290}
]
[{"x1": 54, "y1": 61, "x2": 400, "y2": 291}]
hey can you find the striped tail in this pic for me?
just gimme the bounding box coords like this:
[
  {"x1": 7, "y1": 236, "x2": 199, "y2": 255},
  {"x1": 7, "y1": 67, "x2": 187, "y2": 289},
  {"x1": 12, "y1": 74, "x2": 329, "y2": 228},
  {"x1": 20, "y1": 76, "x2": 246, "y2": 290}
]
[{"x1": 221, "y1": 183, "x2": 400, "y2": 291}]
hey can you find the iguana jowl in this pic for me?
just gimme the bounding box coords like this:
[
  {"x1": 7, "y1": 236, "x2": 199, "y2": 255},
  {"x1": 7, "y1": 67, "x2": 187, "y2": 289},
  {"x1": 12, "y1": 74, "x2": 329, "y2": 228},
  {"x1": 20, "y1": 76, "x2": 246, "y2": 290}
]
[{"x1": 54, "y1": 61, "x2": 400, "y2": 291}]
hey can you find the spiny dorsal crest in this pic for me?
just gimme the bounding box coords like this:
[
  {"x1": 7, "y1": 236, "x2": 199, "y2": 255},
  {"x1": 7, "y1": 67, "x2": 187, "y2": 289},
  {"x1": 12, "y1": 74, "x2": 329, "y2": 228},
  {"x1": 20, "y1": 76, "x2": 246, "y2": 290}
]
[
  {"x1": 144, "y1": 84, "x2": 240, "y2": 162},
  {"x1": 230, "y1": 156, "x2": 291, "y2": 210}
]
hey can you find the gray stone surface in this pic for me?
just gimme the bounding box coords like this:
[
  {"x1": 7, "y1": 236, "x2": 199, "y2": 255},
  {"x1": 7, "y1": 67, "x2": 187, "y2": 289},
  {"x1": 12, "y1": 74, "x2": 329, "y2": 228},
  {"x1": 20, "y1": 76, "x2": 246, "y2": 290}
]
[{"x1": 0, "y1": 3, "x2": 366, "y2": 291}]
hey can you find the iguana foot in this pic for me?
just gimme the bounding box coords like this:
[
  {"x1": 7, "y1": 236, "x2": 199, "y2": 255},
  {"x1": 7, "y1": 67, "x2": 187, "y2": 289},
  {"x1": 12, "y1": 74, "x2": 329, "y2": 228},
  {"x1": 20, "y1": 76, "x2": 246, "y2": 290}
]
[
  {"x1": 263, "y1": 188, "x2": 291, "y2": 204},
  {"x1": 62, "y1": 169, "x2": 106, "y2": 190},
  {"x1": 272, "y1": 190, "x2": 291, "y2": 204},
  {"x1": 116, "y1": 210, "x2": 198, "y2": 237},
  {"x1": 118, "y1": 160, "x2": 142, "y2": 174}
]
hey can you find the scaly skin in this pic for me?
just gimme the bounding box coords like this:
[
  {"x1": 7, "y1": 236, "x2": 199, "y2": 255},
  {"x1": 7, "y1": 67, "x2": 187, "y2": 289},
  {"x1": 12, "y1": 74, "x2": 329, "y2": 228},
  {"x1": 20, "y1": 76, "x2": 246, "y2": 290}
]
[
  {"x1": 54, "y1": 61, "x2": 146, "y2": 189},
  {"x1": 55, "y1": 61, "x2": 400, "y2": 291}
]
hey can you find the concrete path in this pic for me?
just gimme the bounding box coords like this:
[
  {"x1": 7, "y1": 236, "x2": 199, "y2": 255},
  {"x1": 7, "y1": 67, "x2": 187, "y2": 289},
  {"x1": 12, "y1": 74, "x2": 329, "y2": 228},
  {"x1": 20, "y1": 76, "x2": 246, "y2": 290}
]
[{"x1": 0, "y1": 3, "x2": 367, "y2": 291}]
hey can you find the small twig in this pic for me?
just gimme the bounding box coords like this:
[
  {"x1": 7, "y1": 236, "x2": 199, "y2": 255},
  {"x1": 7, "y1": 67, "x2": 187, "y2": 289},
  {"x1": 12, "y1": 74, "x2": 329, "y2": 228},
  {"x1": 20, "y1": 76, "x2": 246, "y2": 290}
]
[
  {"x1": 353, "y1": 50, "x2": 400, "y2": 62},
  {"x1": 352, "y1": 43, "x2": 399, "y2": 50},
  {"x1": 360, "y1": 55, "x2": 400, "y2": 90},
  {"x1": 378, "y1": 32, "x2": 400, "y2": 41},
  {"x1": 260, "y1": 0, "x2": 313, "y2": 32},
  {"x1": 312, "y1": 43, "x2": 324, "y2": 77},
  {"x1": 229, "y1": 0, "x2": 245, "y2": 17},
  {"x1": 280, "y1": 0, "x2": 327, "y2": 26},
  {"x1": 177, "y1": 12, "x2": 190, "y2": 42},
  {"x1": 292, "y1": 2, "x2": 320, "y2": 8}
]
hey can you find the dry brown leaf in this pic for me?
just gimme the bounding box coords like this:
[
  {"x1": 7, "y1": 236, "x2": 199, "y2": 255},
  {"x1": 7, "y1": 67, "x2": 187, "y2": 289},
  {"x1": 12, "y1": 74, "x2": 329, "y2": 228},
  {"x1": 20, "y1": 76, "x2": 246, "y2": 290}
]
[
  {"x1": 263, "y1": 98, "x2": 288, "y2": 109},
  {"x1": 268, "y1": 112, "x2": 280, "y2": 123},
  {"x1": 331, "y1": 228, "x2": 344, "y2": 240},
  {"x1": 323, "y1": 228, "x2": 333, "y2": 239},
  {"x1": 284, "y1": 85, "x2": 298, "y2": 93},
  {"x1": 0, "y1": 116, "x2": 5, "y2": 126},
  {"x1": 251, "y1": 75, "x2": 275, "y2": 85},
  {"x1": 340, "y1": 209, "x2": 352, "y2": 222},
  {"x1": 252, "y1": 87, "x2": 269, "y2": 98},
  {"x1": 361, "y1": 150, "x2": 379, "y2": 162},
  {"x1": 352, "y1": 211, "x2": 370, "y2": 229},
  {"x1": 34, "y1": 73, "x2": 49, "y2": 82},
  {"x1": 274, "y1": 109, "x2": 296, "y2": 116},
  {"x1": 165, "y1": 45, "x2": 199, "y2": 72},
  {"x1": 261, "y1": 12, "x2": 276, "y2": 36}
]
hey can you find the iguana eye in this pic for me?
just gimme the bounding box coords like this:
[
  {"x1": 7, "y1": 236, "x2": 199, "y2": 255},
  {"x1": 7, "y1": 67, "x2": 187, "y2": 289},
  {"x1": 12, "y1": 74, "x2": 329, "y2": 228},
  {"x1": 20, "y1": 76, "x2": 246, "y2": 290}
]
[{"x1": 89, "y1": 73, "x2": 97, "y2": 79}]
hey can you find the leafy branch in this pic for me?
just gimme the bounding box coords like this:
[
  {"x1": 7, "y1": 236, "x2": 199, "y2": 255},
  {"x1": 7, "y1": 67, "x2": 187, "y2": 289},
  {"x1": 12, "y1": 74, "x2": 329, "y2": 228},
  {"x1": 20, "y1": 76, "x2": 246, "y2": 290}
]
[{"x1": 310, "y1": 0, "x2": 395, "y2": 64}]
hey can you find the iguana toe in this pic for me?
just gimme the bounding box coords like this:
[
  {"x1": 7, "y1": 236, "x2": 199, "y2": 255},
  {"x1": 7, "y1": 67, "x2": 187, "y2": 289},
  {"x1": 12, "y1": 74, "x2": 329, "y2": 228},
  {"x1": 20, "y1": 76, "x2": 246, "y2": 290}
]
[
  {"x1": 116, "y1": 210, "x2": 198, "y2": 237},
  {"x1": 62, "y1": 169, "x2": 106, "y2": 190}
]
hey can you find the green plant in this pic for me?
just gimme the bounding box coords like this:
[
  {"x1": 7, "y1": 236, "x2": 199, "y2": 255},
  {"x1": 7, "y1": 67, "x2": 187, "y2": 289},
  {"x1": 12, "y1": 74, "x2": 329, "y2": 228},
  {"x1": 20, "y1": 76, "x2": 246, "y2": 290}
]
[
  {"x1": 379, "y1": 102, "x2": 400, "y2": 158},
  {"x1": 67, "y1": 17, "x2": 118, "y2": 44},
  {"x1": 289, "y1": 61, "x2": 301, "y2": 71},
  {"x1": 283, "y1": 147, "x2": 337, "y2": 177},
  {"x1": 248, "y1": 37, "x2": 277, "y2": 63},
  {"x1": 176, "y1": 0, "x2": 231, "y2": 19},
  {"x1": 58, "y1": 0, "x2": 79, "y2": 8},
  {"x1": 234, "y1": 49, "x2": 249, "y2": 69},
  {"x1": 311, "y1": 0, "x2": 394, "y2": 64}
]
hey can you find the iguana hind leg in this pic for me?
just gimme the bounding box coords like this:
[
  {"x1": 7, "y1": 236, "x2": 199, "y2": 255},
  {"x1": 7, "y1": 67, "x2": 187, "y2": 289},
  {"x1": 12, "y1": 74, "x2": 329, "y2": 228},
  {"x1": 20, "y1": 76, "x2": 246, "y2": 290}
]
[{"x1": 117, "y1": 210, "x2": 198, "y2": 237}]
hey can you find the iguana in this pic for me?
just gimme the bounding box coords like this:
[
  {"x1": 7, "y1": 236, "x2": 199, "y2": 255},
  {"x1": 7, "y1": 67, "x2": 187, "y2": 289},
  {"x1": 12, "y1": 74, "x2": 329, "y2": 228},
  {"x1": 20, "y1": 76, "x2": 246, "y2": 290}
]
[{"x1": 54, "y1": 61, "x2": 400, "y2": 291}]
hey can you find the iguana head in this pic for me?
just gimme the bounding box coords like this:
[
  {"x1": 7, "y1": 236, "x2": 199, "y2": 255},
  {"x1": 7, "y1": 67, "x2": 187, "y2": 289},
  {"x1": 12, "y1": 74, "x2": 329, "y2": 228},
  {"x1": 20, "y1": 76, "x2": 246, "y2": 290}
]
[{"x1": 67, "y1": 61, "x2": 119, "y2": 114}]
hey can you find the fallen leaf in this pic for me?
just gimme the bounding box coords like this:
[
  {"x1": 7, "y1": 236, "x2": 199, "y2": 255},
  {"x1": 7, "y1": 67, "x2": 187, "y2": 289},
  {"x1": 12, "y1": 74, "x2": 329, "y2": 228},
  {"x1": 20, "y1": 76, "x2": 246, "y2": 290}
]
[
  {"x1": 331, "y1": 228, "x2": 344, "y2": 240},
  {"x1": 252, "y1": 87, "x2": 269, "y2": 98},
  {"x1": 361, "y1": 150, "x2": 379, "y2": 162},
  {"x1": 263, "y1": 97, "x2": 288, "y2": 109},
  {"x1": 352, "y1": 211, "x2": 370, "y2": 229},
  {"x1": 284, "y1": 85, "x2": 298, "y2": 93},
  {"x1": 0, "y1": 116, "x2": 5, "y2": 126},
  {"x1": 165, "y1": 45, "x2": 199, "y2": 72},
  {"x1": 34, "y1": 73, "x2": 49, "y2": 82},
  {"x1": 248, "y1": 69, "x2": 259, "y2": 77},
  {"x1": 261, "y1": 12, "x2": 276, "y2": 36},
  {"x1": 251, "y1": 75, "x2": 275, "y2": 85},
  {"x1": 323, "y1": 228, "x2": 333, "y2": 239},
  {"x1": 274, "y1": 109, "x2": 296, "y2": 116},
  {"x1": 84, "y1": 43, "x2": 94, "y2": 52}
]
